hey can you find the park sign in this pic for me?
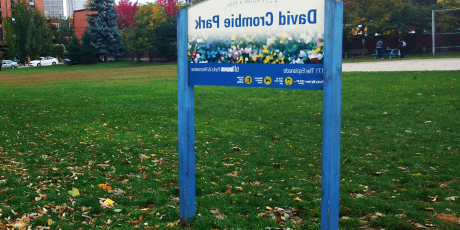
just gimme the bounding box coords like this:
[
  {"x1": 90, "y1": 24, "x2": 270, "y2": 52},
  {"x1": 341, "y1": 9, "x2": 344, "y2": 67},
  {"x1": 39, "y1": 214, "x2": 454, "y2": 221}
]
[
  {"x1": 187, "y1": 0, "x2": 325, "y2": 90},
  {"x1": 178, "y1": 0, "x2": 343, "y2": 229}
]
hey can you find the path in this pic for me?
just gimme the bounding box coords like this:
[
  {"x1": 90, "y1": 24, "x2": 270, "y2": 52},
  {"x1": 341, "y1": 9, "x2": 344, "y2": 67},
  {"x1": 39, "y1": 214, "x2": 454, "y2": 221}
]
[{"x1": 342, "y1": 58, "x2": 460, "y2": 72}]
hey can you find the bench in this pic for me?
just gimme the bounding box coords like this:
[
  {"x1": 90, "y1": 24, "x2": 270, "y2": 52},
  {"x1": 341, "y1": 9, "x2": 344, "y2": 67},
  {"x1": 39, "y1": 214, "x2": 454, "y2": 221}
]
[{"x1": 372, "y1": 49, "x2": 399, "y2": 59}]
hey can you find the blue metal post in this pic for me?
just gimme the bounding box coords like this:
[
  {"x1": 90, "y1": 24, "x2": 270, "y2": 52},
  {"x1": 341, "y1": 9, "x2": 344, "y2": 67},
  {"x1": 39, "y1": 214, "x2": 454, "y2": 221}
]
[
  {"x1": 177, "y1": 9, "x2": 196, "y2": 224},
  {"x1": 321, "y1": 0, "x2": 343, "y2": 229}
]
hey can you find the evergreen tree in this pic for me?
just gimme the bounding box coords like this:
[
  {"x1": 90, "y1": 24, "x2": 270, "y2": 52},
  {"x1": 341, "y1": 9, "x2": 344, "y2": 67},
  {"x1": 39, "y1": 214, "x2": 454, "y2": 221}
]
[
  {"x1": 81, "y1": 31, "x2": 99, "y2": 64},
  {"x1": 67, "y1": 36, "x2": 82, "y2": 65},
  {"x1": 86, "y1": 0, "x2": 124, "y2": 61}
]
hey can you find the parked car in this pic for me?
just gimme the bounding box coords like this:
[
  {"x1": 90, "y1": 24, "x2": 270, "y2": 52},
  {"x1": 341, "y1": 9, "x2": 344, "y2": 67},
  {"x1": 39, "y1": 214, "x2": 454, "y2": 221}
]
[
  {"x1": 29, "y1": 57, "x2": 58, "y2": 67},
  {"x1": 1, "y1": 60, "x2": 19, "y2": 69}
]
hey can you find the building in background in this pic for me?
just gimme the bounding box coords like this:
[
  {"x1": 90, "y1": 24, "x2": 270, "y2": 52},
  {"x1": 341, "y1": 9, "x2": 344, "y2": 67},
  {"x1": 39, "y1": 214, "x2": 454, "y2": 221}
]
[
  {"x1": 72, "y1": 9, "x2": 93, "y2": 38},
  {"x1": 74, "y1": 0, "x2": 85, "y2": 11},
  {"x1": 66, "y1": 0, "x2": 84, "y2": 19},
  {"x1": 66, "y1": 0, "x2": 74, "y2": 17},
  {"x1": 44, "y1": 0, "x2": 63, "y2": 18},
  {"x1": 0, "y1": 0, "x2": 44, "y2": 41}
]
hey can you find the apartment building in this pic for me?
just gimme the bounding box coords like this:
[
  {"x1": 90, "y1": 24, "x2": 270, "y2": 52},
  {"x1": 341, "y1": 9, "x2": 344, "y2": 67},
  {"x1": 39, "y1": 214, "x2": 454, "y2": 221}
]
[
  {"x1": 44, "y1": 0, "x2": 63, "y2": 18},
  {"x1": 66, "y1": 0, "x2": 74, "y2": 17},
  {"x1": 66, "y1": 0, "x2": 85, "y2": 18},
  {"x1": 0, "y1": 0, "x2": 44, "y2": 41}
]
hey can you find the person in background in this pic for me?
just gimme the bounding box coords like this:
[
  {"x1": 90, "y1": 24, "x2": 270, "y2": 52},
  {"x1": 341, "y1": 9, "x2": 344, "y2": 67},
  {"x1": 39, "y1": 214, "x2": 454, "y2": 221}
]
[
  {"x1": 376, "y1": 39, "x2": 384, "y2": 59},
  {"x1": 399, "y1": 39, "x2": 406, "y2": 58},
  {"x1": 13, "y1": 57, "x2": 17, "y2": 63},
  {"x1": 0, "y1": 56, "x2": 3, "y2": 71}
]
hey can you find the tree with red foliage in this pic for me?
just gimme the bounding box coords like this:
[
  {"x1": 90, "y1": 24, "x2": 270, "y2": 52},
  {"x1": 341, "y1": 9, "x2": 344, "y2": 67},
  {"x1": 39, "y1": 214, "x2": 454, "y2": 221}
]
[
  {"x1": 116, "y1": 0, "x2": 139, "y2": 30},
  {"x1": 156, "y1": 0, "x2": 178, "y2": 17}
]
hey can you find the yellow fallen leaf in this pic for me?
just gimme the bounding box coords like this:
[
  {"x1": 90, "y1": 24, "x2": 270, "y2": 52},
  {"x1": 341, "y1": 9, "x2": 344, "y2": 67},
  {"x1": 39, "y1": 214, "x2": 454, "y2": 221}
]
[
  {"x1": 68, "y1": 187, "x2": 80, "y2": 197},
  {"x1": 295, "y1": 197, "x2": 302, "y2": 202},
  {"x1": 48, "y1": 219, "x2": 53, "y2": 226},
  {"x1": 258, "y1": 212, "x2": 267, "y2": 217}
]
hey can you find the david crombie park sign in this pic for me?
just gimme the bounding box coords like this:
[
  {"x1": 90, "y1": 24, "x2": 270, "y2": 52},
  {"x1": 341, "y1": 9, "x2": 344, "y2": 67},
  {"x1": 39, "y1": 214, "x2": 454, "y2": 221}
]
[{"x1": 177, "y1": 0, "x2": 343, "y2": 229}]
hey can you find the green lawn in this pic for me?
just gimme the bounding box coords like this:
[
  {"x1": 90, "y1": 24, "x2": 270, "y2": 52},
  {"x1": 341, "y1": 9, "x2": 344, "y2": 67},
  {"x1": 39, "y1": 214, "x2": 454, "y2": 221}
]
[{"x1": 0, "y1": 63, "x2": 459, "y2": 229}]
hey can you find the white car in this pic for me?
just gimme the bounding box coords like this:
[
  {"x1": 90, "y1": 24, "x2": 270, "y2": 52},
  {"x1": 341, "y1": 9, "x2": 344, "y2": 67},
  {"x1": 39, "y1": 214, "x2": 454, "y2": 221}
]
[{"x1": 29, "y1": 57, "x2": 58, "y2": 67}]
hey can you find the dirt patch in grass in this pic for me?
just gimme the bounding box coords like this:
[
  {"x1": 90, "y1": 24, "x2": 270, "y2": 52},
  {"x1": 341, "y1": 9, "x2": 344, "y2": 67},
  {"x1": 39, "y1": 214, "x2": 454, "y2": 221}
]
[
  {"x1": 0, "y1": 66, "x2": 177, "y2": 85},
  {"x1": 433, "y1": 213, "x2": 460, "y2": 225}
]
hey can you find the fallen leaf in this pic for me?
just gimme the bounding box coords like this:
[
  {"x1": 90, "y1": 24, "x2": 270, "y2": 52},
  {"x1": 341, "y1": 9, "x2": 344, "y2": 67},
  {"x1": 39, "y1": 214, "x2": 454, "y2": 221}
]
[
  {"x1": 99, "y1": 198, "x2": 115, "y2": 208},
  {"x1": 445, "y1": 196, "x2": 459, "y2": 201},
  {"x1": 98, "y1": 184, "x2": 112, "y2": 191},
  {"x1": 439, "y1": 183, "x2": 448, "y2": 188},
  {"x1": 210, "y1": 208, "x2": 226, "y2": 220},
  {"x1": 113, "y1": 188, "x2": 124, "y2": 196},
  {"x1": 370, "y1": 212, "x2": 384, "y2": 220},
  {"x1": 414, "y1": 223, "x2": 427, "y2": 228},
  {"x1": 68, "y1": 187, "x2": 80, "y2": 197}
]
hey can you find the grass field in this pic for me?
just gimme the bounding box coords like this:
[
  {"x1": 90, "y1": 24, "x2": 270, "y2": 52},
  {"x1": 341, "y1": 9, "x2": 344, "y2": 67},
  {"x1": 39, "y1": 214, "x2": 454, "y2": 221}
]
[{"x1": 0, "y1": 62, "x2": 459, "y2": 229}]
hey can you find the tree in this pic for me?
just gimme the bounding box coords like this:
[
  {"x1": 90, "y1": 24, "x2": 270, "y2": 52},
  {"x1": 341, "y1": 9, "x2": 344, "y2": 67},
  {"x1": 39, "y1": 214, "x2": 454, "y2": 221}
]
[
  {"x1": 116, "y1": 0, "x2": 138, "y2": 30},
  {"x1": 122, "y1": 3, "x2": 167, "y2": 61},
  {"x1": 2, "y1": 0, "x2": 55, "y2": 61},
  {"x1": 122, "y1": 25, "x2": 148, "y2": 61},
  {"x1": 2, "y1": 0, "x2": 32, "y2": 60},
  {"x1": 81, "y1": 31, "x2": 99, "y2": 64},
  {"x1": 345, "y1": 0, "x2": 403, "y2": 38},
  {"x1": 86, "y1": 0, "x2": 124, "y2": 61},
  {"x1": 26, "y1": 10, "x2": 53, "y2": 59},
  {"x1": 1, "y1": 19, "x2": 19, "y2": 60},
  {"x1": 55, "y1": 17, "x2": 75, "y2": 47},
  {"x1": 433, "y1": 0, "x2": 460, "y2": 47},
  {"x1": 391, "y1": 0, "x2": 431, "y2": 35},
  {"x1": 412, "y1": 0, "x2": 437, "y2": 6},
  {"x1": 153, "y1": 15, "x2": 177, "y2": 61},
  {"x1": 156, "y1": 0, "x2": 178, "y2": 16},
  {"x1": 67, "y1": 36, "x2": 82, "y2": 65}
]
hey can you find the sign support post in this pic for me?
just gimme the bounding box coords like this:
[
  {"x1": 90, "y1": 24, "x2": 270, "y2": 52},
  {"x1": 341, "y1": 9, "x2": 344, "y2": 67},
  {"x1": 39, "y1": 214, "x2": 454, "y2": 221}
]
[
  {"x1": 177, "y1": 9, "x2": 196, "y2": 224},
  {"x1": 321, "y1": 0, "x2": 343, "y2": 229}
]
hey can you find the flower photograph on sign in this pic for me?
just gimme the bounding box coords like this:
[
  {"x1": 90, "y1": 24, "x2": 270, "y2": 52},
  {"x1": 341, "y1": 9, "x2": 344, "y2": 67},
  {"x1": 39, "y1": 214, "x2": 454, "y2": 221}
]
[
  {"x1": 187, "y1": 0, "x2": 325, "y2": 65},
  {"x1": 188, "y1": 31, "x2": 324, "y2": 64}
]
